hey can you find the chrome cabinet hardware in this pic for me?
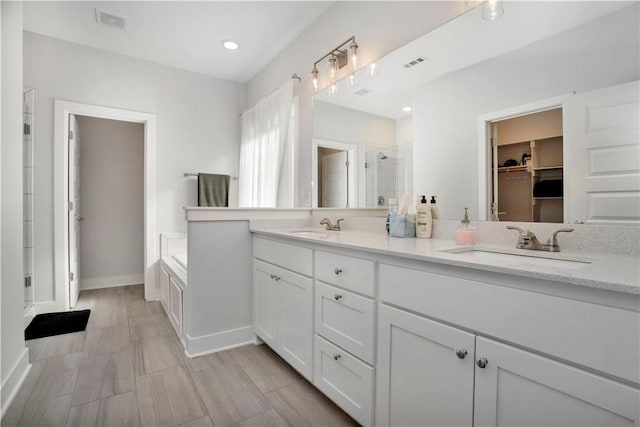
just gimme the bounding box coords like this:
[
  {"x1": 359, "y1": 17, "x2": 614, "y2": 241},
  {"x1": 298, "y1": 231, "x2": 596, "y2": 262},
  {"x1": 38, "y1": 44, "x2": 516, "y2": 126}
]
[
  {"x1": 333, "y1": 353, "x2": 342, "y2": 361},
  {"x1": 477, "y1": 357, "x2": 488, "y2": 368},
  {"x1": 334, "y1": 268, "x2": 343, "y2": 275},
  {"x1": 334, "y1": 294, "x2": 343, "y2": 301},
  {"x1": 455, "y1": 349, "x2": 468, "y2": 359},
  {"x1": 269, "y1": 274, "x2": 281, "y2": 281}
]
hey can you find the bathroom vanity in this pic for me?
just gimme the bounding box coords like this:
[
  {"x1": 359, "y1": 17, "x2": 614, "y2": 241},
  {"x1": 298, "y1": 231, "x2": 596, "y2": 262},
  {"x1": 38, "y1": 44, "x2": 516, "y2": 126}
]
[{"x1": 250, "y1": 226, "x2": 640, "y2": 426}]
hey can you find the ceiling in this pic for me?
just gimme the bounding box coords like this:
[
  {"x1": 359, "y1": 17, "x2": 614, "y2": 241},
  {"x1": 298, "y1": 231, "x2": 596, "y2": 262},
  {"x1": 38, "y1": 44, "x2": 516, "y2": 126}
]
[
  {"x1": 314, "y1": 1, "x2": 636, "y2": 119},
  {"x1": 23, "y1": 1, "x2": 333, "y2": 83}
]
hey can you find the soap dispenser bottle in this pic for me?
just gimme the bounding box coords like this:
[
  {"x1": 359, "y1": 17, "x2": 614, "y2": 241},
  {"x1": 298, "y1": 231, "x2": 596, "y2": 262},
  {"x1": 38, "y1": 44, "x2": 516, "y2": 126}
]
[
  {"x1": 455, "y1": 207, "x2": 476, "y2": 245},
  {"x1": 416, "y1": 195, "x2": 432, "y2": 238},
  {"x1": 429, "y1": 196, "x2": 440, "y2": 220}
]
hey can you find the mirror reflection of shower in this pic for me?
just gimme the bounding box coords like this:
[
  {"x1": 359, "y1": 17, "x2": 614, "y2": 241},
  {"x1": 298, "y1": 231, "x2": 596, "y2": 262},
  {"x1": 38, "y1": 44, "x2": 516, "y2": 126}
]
[{"x1": 366, "y1": 148, "x2": 397, "y2": 208}]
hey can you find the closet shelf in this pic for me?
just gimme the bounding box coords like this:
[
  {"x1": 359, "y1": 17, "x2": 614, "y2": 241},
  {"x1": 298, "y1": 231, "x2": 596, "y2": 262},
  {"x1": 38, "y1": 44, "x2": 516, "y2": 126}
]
[
  {"x1": 534, "y1": 197, "x2": 563, "y2": 200},
  {"x1": 534, "y1": 165, "x2": 563, "y2": 171},
  {"x1": 496, "y1": 166, "x2": 529, "y2": 173}
]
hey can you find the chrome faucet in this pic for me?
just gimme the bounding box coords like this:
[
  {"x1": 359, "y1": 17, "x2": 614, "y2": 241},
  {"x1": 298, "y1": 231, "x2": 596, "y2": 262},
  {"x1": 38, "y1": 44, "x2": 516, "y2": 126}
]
[
  {"x1": 507, "y1": 226, "x2": 573, "y2": 252},
  {"x1": 320, "y1": 217, "x2": 344, "y2": 231}
]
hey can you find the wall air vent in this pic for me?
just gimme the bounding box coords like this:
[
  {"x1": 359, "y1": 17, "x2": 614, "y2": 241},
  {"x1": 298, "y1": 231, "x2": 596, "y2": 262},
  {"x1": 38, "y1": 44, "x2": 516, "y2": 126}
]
[
  {"x1": 353, "y1": 88, "x2": 373, "y2": 96},
  {"x1": 94, "y1": 9, "x2": 126, "y2": 30},
  {"x1": 403, "y1": 56, "x2": 428, "y2": 69}
]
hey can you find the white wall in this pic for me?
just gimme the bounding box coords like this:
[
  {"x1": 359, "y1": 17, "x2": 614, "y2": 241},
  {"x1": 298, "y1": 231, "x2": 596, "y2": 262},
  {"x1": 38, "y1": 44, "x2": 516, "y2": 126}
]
[
  {"x1": 2, "y1": 1, "x2": 30, "y2": 416},
  {"x1": 76, "y1": 116, "x2": 144, "y2": 289},
  {"x1": 413, "y1": 5, "x2": 640, "y2": 220},
  {"x1": 23, "y1": 32, "x2": 245, "y2": 303},
  {"x1": 247, "y1": 1, "x2": 469, "y2": 206}
]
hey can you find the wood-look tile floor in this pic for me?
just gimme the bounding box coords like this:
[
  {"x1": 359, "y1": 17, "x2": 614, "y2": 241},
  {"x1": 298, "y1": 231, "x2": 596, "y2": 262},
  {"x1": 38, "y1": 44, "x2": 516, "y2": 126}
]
[{"x1": 4, "y1": 285, "x2": 358, "y2": 427}]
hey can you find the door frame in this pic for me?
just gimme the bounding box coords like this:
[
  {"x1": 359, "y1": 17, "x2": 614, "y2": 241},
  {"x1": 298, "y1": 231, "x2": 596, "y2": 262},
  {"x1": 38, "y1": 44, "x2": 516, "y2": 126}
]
[
  {"x1": 54, "y1": 100, "x2": 157, "y2": 310},
  {"x1": 312, "y1": 138, "x2": 358, "y2": 208},
  {"x1": 477, "y1": 94, "x2": 570, "y2": 221}
]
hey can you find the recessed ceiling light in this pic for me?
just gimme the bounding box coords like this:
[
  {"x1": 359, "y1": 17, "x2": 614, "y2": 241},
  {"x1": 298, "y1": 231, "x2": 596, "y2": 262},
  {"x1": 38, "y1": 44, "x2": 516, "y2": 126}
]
[
  {"x1": 403, "y1": 106, "x2": 413, "y2": 112},
  {"x1": 222, "y1": 39, "x2": 239, "y2": 50}
]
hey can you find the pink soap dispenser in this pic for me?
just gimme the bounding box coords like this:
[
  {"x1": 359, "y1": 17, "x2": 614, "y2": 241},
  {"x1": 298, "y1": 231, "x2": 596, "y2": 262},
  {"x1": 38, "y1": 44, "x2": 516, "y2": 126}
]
[{"x1": 455, "y1": 207, "x2": 476, "y2": 245}]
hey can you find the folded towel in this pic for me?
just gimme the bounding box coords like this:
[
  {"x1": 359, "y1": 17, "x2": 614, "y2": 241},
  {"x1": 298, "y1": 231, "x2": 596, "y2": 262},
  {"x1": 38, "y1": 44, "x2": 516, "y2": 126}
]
[{"x1": 198, "y1": 173, "x2": 230, "y2": 207}]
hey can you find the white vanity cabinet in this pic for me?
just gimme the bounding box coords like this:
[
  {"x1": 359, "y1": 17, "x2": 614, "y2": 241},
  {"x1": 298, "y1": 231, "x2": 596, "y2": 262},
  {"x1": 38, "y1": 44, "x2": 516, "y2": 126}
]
[
  {"x1": 253, "y1": 237, "x2": 313, "y2": 380},
  {"x1": 376, "y1": 263, "x2": 640, "y2": 427},
  {"x1": 376, "y1": 304, "x2": 475, "y2": 426}
]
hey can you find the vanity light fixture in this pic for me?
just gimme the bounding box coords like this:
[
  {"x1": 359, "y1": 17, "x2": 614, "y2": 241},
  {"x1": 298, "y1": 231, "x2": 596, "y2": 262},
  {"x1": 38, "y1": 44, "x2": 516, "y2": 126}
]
[
  {"x1": 222, "y1": 39, "x2": 239, "y2": 50},
  {"x1": 311, "y1": 36, "x2": 358, "y2": 91},
  {"x1": 482, "y1": 0, "x2": 504, "y2": 21}
]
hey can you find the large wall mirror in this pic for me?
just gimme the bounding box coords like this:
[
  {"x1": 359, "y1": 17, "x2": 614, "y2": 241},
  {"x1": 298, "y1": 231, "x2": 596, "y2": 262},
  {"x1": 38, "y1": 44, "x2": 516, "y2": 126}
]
[{"x1": 311, "y1": 1, "x2": 639, "y2": 224}]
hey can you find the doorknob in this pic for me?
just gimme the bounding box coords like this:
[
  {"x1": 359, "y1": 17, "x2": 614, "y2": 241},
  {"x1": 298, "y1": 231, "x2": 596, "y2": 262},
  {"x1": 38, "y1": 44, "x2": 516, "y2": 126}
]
[{"x1": 77, "y1": 216, "x2": 85, "y2": 222}]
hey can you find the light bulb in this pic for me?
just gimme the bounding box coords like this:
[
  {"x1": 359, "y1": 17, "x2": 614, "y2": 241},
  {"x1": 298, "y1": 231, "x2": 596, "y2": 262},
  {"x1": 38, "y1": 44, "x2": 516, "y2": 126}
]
[
  {"x1": 350, "y1": 42, "x2": 358, "y2": 68},
  {"x1": 329, "y1": 56, "x2": 338, "y2": 79},
  {"x1": 482, "y1": 0, "x2": 504, "y2": 21},
  {"x1": 311, "y1": 68, "x2": 319, "y2": 91}
]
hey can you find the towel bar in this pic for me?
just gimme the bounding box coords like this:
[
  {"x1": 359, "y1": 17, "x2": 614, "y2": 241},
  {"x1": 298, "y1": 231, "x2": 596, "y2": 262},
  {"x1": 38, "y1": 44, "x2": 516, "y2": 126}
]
[{"x1": 184, "y1": 172, "x2": 238, "y2": 180}]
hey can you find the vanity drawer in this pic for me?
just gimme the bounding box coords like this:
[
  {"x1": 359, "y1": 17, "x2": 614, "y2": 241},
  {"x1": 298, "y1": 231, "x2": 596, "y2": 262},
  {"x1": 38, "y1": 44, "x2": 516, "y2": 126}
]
[
  {"x1": 379, "y1": 263, "x2": 640, "y2": 383},
  {"x1": 314, "y1": 335, "x2": 374, "y2": 426},
  {"x1": 253, "y1": 237, "x2": 312, "y2": 276},
  {"x1": 315, "y1": 250, "x2": 375, "y2": 297},
  {"x1": 315, "y1": 281, "x2": 375, "y2": 364}
]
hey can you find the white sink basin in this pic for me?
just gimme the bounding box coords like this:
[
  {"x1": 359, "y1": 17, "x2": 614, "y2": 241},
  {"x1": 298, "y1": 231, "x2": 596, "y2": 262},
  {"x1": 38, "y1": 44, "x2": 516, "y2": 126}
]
[
  {"x1": 288, "y1": 230, "x2": 330, "y2": 238},
  {"x1": 441, "y1": 247, "x2": 592, "y2": 270}
]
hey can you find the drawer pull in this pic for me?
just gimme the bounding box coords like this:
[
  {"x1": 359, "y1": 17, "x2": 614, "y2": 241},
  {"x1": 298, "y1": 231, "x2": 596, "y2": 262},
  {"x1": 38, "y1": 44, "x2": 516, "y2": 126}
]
[
  {"x1": 274, "y1": 276, "x2": 281, "y2": 281},
  {"x1": 270, "y1": 274, "x2": 275, "y2": 280},
  {"x1": 455, "y1": 349, "x2": 468, "y2": 359},
  {"x1": 334, "y1": 294, "x2": 343, "y2": 301},
  {"x1": 334, "y1": 268, "x2": 343, "y2": 275},
  {"x1": 476, "y1": 357, "x2": 488, "y2": 369},
  {"x1": 333, "y1": 353, "x2": 342, "y2": 361}
]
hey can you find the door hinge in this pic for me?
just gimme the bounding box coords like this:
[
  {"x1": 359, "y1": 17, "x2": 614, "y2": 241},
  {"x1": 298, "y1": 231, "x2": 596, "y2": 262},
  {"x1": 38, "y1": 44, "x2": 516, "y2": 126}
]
[
  {"x1": 69, "y1": 201, "x2": 74, "y2": 211},
  {"x1": 345, "y1": 160, "x2": 350, "y2": 168},
  {"x1": 70, "y1": 272, "x2": 74, "y2": 281},
  {"x1": 24, "y1": 123, "x2": 31, "y2": 136},
  {"x1": 24, "y1": 276, "x2": 32, "y2": 288},
  {"x1": 364, "y1": 162, "x2": 369, "y2": 169},
  {"x1": 68, "y1": 130, "x2": 74, "y2": 140}
]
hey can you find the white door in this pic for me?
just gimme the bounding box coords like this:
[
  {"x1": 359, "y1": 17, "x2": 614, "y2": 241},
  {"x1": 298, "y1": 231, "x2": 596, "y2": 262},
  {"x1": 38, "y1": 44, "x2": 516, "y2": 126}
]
[
  {"x1": 376, "y1": 304, "x2": 476, "y2": 427},
  {"x1": 321, "y1": 150, "x2": 349, "y2": 208},
  {"x1": 564, "y1": 80, "x2": 640, "y2": 224},
  {"x1": 68, "y1": 114, "x2": 81, "y2": 308},
  {"x1": 474, "y1": 336, "x2": 640, "y2": 426}
]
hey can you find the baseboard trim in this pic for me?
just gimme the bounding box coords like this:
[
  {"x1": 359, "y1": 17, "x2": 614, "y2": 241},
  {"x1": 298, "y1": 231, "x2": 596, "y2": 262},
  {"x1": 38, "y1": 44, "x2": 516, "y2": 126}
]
[
  {"x1": 80, "y1": 274, "x2": 144, "y2": 290},
  {"x1": 184, "y1": 326, "x2": 255, "y2": 358},
  {"x1": 1, "y1": 348, "x2": 31, "y2": 418}
]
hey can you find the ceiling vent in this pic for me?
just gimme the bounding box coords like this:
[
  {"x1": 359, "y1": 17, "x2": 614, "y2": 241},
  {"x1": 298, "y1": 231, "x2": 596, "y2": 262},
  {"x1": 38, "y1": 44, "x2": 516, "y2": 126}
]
[
  {"x1": 403, "y1": 56, "x2": 428, "y2": 69},
  {"x1": 353, "y1": 88, "x2": 374, "y2": 96},
  {"x1": 94, "y1": 9, "x2": 126, "y2": 31}
]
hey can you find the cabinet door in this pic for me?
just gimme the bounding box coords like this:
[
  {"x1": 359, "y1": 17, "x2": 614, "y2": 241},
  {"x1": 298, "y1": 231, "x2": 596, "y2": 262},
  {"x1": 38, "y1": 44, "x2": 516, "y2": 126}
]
[
  {"x1": 253, "y1": 259, "x2": 279, "y2": 347},
  {"x1": 376, "y1": 304, "x2": 475, "y2": 427},
  {"x1": 159, "y1": 266, "x2": 170, "y2": 313},
  {"x1": 169, "y1": 277, "x2": 183, "y2": 335},
  {"x1": 278, "y1": 267, "x2": 313, "y2": 381},
  {"x1": 474, "y1": 336, "x2": 640, "y2": 426}
]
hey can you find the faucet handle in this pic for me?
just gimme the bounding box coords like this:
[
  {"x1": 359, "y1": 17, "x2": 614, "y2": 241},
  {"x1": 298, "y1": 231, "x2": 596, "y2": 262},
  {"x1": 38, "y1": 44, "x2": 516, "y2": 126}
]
[
  {"x1": 506, "y1": 225, "x2": 527, "y2": 235},
  {"x1": 335, "y1": 218, "x2": 344, "y2": 229},
  {"x1": 549, "y1": 228, "x2": 574, "y2": 246}
]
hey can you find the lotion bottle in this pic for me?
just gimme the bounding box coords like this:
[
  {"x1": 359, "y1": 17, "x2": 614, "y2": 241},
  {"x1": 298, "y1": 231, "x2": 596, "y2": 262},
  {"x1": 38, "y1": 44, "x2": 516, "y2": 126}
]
[
  {"x1": 429, "y1": 196, "x2": 440, "y2": 220},
  {"x1": 416, "y1": 195, "x2": 432, "y2": 238},
  {"x1": 455, "y1": 207, "x2": 476, "y2": 245}
]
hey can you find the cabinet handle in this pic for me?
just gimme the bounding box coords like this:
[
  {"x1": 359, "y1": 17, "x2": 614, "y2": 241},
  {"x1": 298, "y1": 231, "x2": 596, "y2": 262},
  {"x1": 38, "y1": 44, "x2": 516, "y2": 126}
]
[
  {"x1": 270, "y1": 274, "x2": 275, "y2": 280},
  {"x1": 333, "y1": 353, "x2": 342, "y2": 361},
  {"x1": 455, "y1": 349, "x2": 468, "y2": 359},
  {"x1": 334, "y1": 294, "x2": 343, "y2": 301},
  {"x1": 275, "y1": 276, "x2": 281, "y2": 281},
  {"x1": 476, "y1": 357, "x2": 488, "y2": 369},
  {"x1": 334, "y1": 268, "x2": 343, "y2": 275}
]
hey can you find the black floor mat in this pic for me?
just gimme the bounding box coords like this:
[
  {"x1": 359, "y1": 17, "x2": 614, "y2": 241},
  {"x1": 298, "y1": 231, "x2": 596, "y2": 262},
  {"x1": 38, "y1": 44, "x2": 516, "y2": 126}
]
[{"x1": 25, "y1": 309, "x2": 91, "y2": 340}]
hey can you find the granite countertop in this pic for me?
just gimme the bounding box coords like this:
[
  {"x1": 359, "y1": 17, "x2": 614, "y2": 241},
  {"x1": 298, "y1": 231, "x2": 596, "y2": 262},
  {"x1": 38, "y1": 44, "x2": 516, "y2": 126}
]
[{"x1": 250, "y1": 226, "x2": 640, "y2": 295}]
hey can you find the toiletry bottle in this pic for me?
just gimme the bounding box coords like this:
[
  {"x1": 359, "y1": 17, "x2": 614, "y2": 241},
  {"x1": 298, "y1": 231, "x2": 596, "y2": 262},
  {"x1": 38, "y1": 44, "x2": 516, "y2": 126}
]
[
  {"x1": 416, "y1": 196, "x2": 432, "y2": 238},
  {"x1": 386, "y1": 198, "x2": 398, "y2": 235},
  {"x1": 429, "y1": 196, "x2": 440, "y2": 220},
  {"x1": 455, "y1": 207, "x2": 476, "y2": 245}
]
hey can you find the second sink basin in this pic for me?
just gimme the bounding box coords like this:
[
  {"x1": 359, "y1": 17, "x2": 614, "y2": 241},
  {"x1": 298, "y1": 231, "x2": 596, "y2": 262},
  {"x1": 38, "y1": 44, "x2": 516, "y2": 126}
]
[{"x1": 441, "y1": 246, "x2": 592, "y2": 270}]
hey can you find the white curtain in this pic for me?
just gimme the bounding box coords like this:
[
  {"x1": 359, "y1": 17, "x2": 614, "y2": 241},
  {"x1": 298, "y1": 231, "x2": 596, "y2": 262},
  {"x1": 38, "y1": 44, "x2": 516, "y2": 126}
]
[{"x1": 238, "y1": 80, "x2": 295, "y2": 207}]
